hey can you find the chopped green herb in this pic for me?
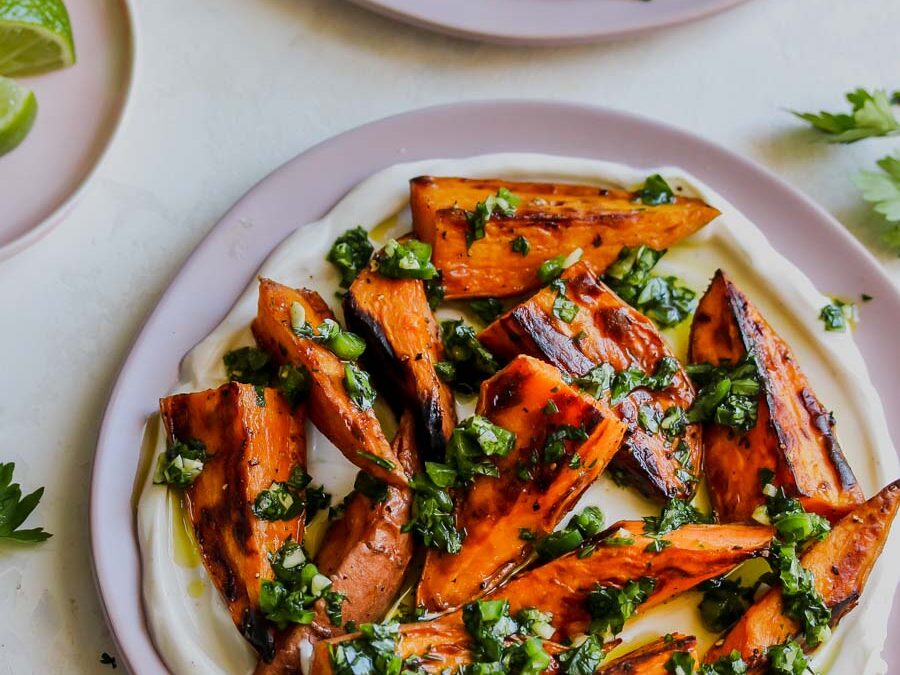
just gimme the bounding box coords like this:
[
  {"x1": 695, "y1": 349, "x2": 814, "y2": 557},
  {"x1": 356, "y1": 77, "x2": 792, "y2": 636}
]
[
  {"x1": 277, "y1": 364, "x2": 310, "y2": 408},
  {"x1": 511, "y1": 235, "x2": 531, "y2": 256},
  {"x1": 757, "y1": 477, "x2": 831, "y2": 545},
  {"x1": 638, "y1": 404, "x2": 661, "y2": 434},
  {"x1": 686, "y1": 352, "x2": 760, "y2": 431},
  {"x1": 770, "y1": 540, "x2": 831, "y2": 647},
  {"x1": 223, "y1": 346, "x2": 273, "y2": 386},
  {"x1": 327, "y1": 226, "x2": 374, "y2": 287},
  {"x1": 328, "y1": 620, "x2": 413, "y2": 674},
  {"x1": 543, "y1": 399, "x2": 559, "y2": 415},
  {"x1": 293, "y1": 317, "x2": 367, "y2": 360},
  {"x1": 356, "y1": 450, "x2": 395, "y2": 472},
  {"x1": 861, "y1": 293, "x2": 873, "y2": 302},
  {"x1": 698, "y1": 576, "x2": 755, "y2": 633},
  {"x1": 154, "y1": 438, "x2": 207, "y2": 489},
  {"x1": 818, "y1": 298, "x2": 856, "y2": 332},
  {"x1": 469, "y1": 298, "x2": 504, "y2": 324},
  {"x1": 373, "y1": 238, "x2": 438, "y2": 280},
  {"x1": 559, "y1": 634, "x2": 605, "y2": 674},
  {"x1": 767, "y1": 640, "x2": 815, "y2": 675},
  {"x1": 403, "y1": 472, "x2": 464, "y2": 554},
  {"x1": 602, "y1": 527, "x2": 636, "y2": 547},
  {"x1": 0, "y1": 463, "x2": 51, "y2": 543},
  {"x1": 665, "y1": 652, "x2": 696, "y2": 675},
  {"x1": 445, "y1": 415, "x2": 516, "y2": 483},
  {"x1": 533, "y1": 505, "x2": 605, "y2": 561},
  {"x1": 603, "y1": 246, "x2": 696, "y2": 328},
  {"x1": 538, "y1": 248, "x2": 583, "y2": 283},
  {"x1": 550, "y1": 279, "x2": 579, "y2": 323},
  {"x1": 637, "y1": 174, "x2": 677, "y2": 205},
  {"x1": 541, "y1": 424, "x2": 589, "y2": 465},
  {"x1": 660, "y1": 406, "x2": 688, "y2": 439},
  {"x1": 254, "y1": 385, "x2": 267, "y2": 407},
  {"x1": 344, "y1": 362, "x2": 376, "y2": 411},
  {"x1": 792, "y1": 88, "x2": 900, "y2": 143},
  {"x1": 466, "y1": 187, "x2": 521, "y2": 247},
  {"x1": 586, "y1": 577, "x2": 656, "y2": 636},
  {"x1": 436, "y1": 319, "x2": 500, "y2": 394},
  {"x1": 519, "y1": 528, "x2": 535, "y2": 541},
  {"x1": 698, "y1": 650, "x2": 748, "y2": 674},
  {"x1": 260, "y1": 538, "x2": 336, "y2": 629},
  {"x1": 643, "y1": 498, "x2": 708, "y2": 552},
  {"x1": 354, "y1": 471, "x2": 389, "y2": 502},
  {"x1": 425, "y1": 274, "x2": 446, "y2": 310},
  {"x1": 575, "y1": 356, "x2": 679, "y2": 405},
  {"x1": 252, "y1": 466, "x2": 331, "y2": 522}
]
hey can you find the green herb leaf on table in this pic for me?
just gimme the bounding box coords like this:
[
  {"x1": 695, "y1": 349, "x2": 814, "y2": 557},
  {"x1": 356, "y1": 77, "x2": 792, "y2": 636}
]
[
  {"x1": 0, "y1": 463, "x2": 51, "y2": 543},
  {"x1": 466, "y1": 187, "x2": 521, "y2": 248},
  {"x1": 327, "y1": 226, "x2": 374, "y2": 287},
  {"x1": 792, "y1": 88, "x2": 900, "y2": 143},
  {"x1": 223, "y1": 346, "x2": 273, "y2": 386}
]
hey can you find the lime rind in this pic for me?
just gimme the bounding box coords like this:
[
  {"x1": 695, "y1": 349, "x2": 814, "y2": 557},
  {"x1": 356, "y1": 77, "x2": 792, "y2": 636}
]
[
  {"x1": 0, "y1": 74, "x2": 37, "y2": 155},
  {"x1": 0, "y1": 0, "x2": 75, "y2": 76}
]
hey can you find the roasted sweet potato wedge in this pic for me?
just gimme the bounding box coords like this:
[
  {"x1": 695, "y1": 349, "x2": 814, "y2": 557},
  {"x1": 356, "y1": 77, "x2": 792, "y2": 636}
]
[
  {"x1": 417, "y1": 355, "x2": 628, "y2": 612},
  {"x1": 689, "y1": 270, "x2": 863, "y2": 522},
  {"x1": 480, "y1": 260, "x2": 701, "y2": 501},
  {"x1": 409, "y1": 176, "x2": 720, "y2": 299},
  {"x1": 258, "y1": 413, "x2": 421, "y2": 675},
  {"x1": 253, "y1": 278, "x2": 407, "y2": 487},
  {"x1": 309, "y1": 621, "x2": 572, "y2": 674},
  {"x1": 599, "y1": 634, "x2": 698, "y2": 674},
  {"x1": 160, "y1": 382, "x2": 306, "y2": 656},
  {"x1": 344, "y1": 266, "x2": 456, "y2": 459},
  {"x1": 704, "y1": 479, "x2": 900, "y2": 668},
  {"x1": 483, "y1": 521, "x2": 772, "y2": 641}
]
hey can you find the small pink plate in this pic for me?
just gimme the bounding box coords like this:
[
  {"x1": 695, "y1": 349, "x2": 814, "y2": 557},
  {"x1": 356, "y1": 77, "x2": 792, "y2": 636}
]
[
  {"x1": 0, "y1": 0, "x2": 136, "y2": 260},
  {"x1": 347, "y1": 0, "x2": 752, "y2": 45},
  {"x1": 90, "y1": 101, "x2": 900, "y2": 673}
]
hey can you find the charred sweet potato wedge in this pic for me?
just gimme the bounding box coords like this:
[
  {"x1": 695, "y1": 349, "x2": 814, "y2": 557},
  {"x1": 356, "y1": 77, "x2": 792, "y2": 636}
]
[
  {"x1": 704, "y1": 479, "x2": 900, "y2": 668},
  {"x1": 409, "y1": 176, "x2": 719, "y2": 299},
  {"x1": 484, "y1": 521, "x2": 773, "y2": 641},
  {"x1": 416, "y1": 355, "x2": 628, "y2": 612},
  {"x1": 160, "y1": 382, "x2": 306, "y2": 651},
  {"x1": 599, "y1": 634, "x2": 698, "y2": 674},
  {"x1": 309, "y1": 620, "x2": 572, "y2": 674},
  {"x1": 253, "y1": 278, "x2": 407, "y2": 487},
  {"x1": 689, "y1": 270, "x2": 863, "y2": 522},
  {"x1": 480, "y1": 261, "x2": 701, "y2": 502},
  {"x1": 258, "y1": 413, "x2": 421, "y2": 675},
  {"x1": 344, "y1": 266, "x2": 456, "y2": 459}
]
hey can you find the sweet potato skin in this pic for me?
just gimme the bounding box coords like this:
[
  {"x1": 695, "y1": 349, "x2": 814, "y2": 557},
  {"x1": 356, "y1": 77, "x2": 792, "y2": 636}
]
[
  {"x1": 689, "y1": 270, "x2": 863, "y2": 522},
  {"x1": 344, "y1": 266, "x2": 456, "y2": 460},
  {"x1": 410, "y1": 176, "x2": 720, "y2": 299},
  {"x1": 599, "y1": 634, "x2": 697, "y2": 674},
  {"x1": 484, "y1": 521, "x2": 773, "y2": 641},
  {"x1": 257, "y1": 413, "x2": 421, "y2": 675},
  {"x1": 704, "y1": 479, "x2": 900, "y2": 668},
  {"x1": 160, "y1": 383, "x2": 306, "y2": 651},
  {"x1": 479, "y1": 261, "x2": 701, "y2": 502},
  {"x1": 253, "y1": 278, "x2": 407, "y2": 487},
  {"x1": 416, "y1": 355, "x2": 628, "y2": 613}
]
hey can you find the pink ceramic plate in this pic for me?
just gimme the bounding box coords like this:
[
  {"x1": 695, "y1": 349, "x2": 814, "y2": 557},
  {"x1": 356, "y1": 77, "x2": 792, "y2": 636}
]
[
  {"x1": 90, "y1": 101, "x2": 900, "y2": 673},
  {"x1": 0, "y1": 0, "x2": 136, "y2": 259},
  {"x1": 347, "y1": 0, "x2": 751, "y2": 45}
]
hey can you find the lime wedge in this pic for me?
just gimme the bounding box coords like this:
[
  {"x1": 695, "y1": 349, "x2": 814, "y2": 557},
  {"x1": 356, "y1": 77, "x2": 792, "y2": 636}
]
[
  {"x1": 0, "y1": 0, "x2": 75, "y2": 76},
  {"x1": 0, "y1": 74, "x2": 37, "y2": 155}
]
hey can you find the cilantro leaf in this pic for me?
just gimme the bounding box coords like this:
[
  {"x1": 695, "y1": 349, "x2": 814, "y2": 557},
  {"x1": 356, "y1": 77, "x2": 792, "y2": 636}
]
[
  {"x1": 856, "y1": 155, "x2": 900, "y2": 234},
  {"x1": 792, "y1": 88, "x2": 900, "y2": 143},
  {"x1": 0, "y1": 463, "x2": 51, "y2": 542}
]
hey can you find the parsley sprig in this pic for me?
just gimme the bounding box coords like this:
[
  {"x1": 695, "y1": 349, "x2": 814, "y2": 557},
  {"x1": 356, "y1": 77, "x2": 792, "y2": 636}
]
[
  {"x1": 856, "y1": 153, "x2": 900, "y2": 251},
  {"x1": 793, "y1": 88, "x2": 900, "y2": 143},
  {"x1": 0, "y1": 463, "x2": 51, "y2": 543}
]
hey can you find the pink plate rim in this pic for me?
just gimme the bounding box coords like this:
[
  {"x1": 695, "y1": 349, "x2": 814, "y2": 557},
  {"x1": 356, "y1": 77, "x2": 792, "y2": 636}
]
[
  {"x1": 0, "y1": 0, "x2": 140, "y2": 261},
  {"x1": 345, "y1": 0, "x2": 752, "y2": 46},
  {"x1": 89, "y1": 100, "x2": 900, "y2": 674}
]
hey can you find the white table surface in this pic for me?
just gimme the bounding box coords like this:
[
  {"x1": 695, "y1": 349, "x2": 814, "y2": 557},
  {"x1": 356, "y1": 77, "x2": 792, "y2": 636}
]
[{"x1": 1, "y1": 0, "x2": 898, "y2": 672}]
